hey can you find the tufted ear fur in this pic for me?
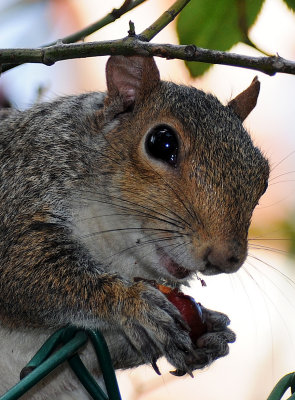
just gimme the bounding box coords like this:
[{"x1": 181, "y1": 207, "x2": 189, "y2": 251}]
[
  {"x1": 105, "y1": 55, "x2": 160, "y2": 112},
  {"x1": 228, "y1": 76, "x2": 260, "y2": 121}
]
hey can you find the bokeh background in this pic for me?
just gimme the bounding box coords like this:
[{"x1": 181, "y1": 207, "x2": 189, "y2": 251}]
[{"x1": 1, "y1": 1, "x2": 295, "y2": 399}]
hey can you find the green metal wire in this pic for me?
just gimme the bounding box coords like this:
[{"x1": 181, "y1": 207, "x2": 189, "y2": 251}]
[
  {"x1": 87, "y1": 330, "x2": 121, "y2": 400},
  {"x1": 68, "y1": 354, "x2": 108, "y2": 400},
  {"x1": 21, "y1": 328, "x2": 65, "y2": 370},
  {"x1": 267, "y1": 372, "x2": 295, "y2": 400},
  {"x1": 0, "y1": 330, "x2": 88, "y2": 400},
  {"x1": 0, "y1": 325, "x2": 294, "y2": 400},
  {"x1": 0, "y1": 327, "x2": 122, "y2": 400}
]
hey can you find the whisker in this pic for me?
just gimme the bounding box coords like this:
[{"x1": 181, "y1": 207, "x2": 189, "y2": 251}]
[
  {"x1": 245, "y1": 261, "x2": 295, "y2": 344},
  {"x1": 80, "y1": 190, "x2": 189, "y2": 230},
  {"x1": 248, "y1": 253, "x2": 295, "y2": 289},
  {"x1": 234, "y1": 268, "x2": 261, "y2": 335},
  {"x1": 157, "y1": 240, "x2": 191, "y2": 254},
  {"x1": 158, "y1": 241, "x2": 190, "y2": 265},
  {"x1": 76, "y1": 212, "x2": 149, "y2": 221},
  {"x1": 100, "y1": 235, "x2": 187, "y2": 262},
  {"x1": 136, "y1": 155, "x2": 203, "y2": 228},
  {"x1": 242, "y1": 263, "x2": 277, "y2": 366},
  {"x1": 269, "y1": 170, "x2": 295, "y2": 182},
  {"x1": 249, "y1": 238, "x2": 291, "y2": 241},
  {"x1": 256, "y1": 193, "x2": 294, "y2": 209},
  {"x1": 81, "y1": 227, "x2": 188, "y2": 240},
  {"x1": 247, "y1": 261, "x2": 295, "y2": 312},
  {"x1": 271, "y1": 150, "x2": 295, "y2": 172},
  {"x1": 77, "y1": 209, "x2": 185, "y2": 232},
  {"x1": 173, "y1": 242, "x2": 189, "y2": 257},
  {"x1": 114, "y1": 188, "x2": 192, "y2": 230},
  {"x1": 248, "y1": 245, "x2": 288, "y2": 255},
  {"x1": 269, "y1": 179, "x2": 295, "y2": 186},
  {"x1": 82, "y1": 199, "x2": 185, "y2": 231}
]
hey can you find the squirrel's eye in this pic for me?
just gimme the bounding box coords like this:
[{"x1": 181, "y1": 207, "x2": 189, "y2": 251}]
[{"x1": 145, "y1": 125, "x2": 179, "y2": 167}]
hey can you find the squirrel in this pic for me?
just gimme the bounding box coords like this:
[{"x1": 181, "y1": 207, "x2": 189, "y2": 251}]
[{"x1": 0, "y1": 56, "x2": 269, "y2": 399}]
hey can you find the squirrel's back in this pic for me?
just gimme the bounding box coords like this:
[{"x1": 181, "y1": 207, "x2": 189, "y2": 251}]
[{"x1": 0, "y1": 92, "x2": 106, "y2": 210}]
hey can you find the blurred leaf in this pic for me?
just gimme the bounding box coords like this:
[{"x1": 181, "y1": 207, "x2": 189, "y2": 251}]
[
  {"x1": 283, "y1": 0, "x2": 295, "y2": 11},
  {"x1": 279, "y1": 217, "x2": 295, "y2": 257},
  {"x1": 250, "y1": 215, "x2": 295, "y2": 261},
  {"x1": 177, "y1": 0, "x2": 264, "y2": 77}
]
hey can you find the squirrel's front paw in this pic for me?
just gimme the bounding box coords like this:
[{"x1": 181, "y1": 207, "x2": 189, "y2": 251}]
[
  {"x1": 198, "y1": 306, "x2": 236, "y2": 359},
  {"x1": 120, "y1": 283, "x2": 197, "y2": 375},
  {"x1": 174, "y1": 306, "x2": 236, "y2": 374}
]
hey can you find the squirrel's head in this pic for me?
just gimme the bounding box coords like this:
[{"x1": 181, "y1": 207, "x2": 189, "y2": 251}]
[{"x1": 95, "y1": 56, "x2": 269, "y2": 284}]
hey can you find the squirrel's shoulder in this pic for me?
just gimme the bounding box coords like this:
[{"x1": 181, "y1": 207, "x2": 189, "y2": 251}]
[
  {"x1": 0, "y1": 91, "x2": 106, "y2": 125},
  {"x1": 0, "y1": 91, "x2": 106, "y2": 149}
]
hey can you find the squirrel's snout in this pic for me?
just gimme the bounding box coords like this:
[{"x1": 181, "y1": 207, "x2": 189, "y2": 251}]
[{"x1": 203, "y1": 241, "x2": 246, "y2": 274}]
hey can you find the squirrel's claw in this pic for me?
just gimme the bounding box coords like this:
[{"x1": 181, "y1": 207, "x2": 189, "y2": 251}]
[{"x1": 151, "y1": 359, "x2": 161, "y2": 375}]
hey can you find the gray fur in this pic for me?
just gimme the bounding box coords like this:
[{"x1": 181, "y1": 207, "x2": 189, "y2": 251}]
[{"x1": 0, "y1": 56, "x2": 269, "y2": 399}]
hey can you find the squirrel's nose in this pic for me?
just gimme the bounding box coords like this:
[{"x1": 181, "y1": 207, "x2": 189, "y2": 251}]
[{"x1": 203, "y1": 241, "x2": 246, "y2": 273}]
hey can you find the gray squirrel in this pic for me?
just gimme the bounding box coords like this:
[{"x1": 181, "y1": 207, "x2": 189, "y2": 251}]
[{"x1": 0, "y1": 55, "x2": 269, "y2": 399}]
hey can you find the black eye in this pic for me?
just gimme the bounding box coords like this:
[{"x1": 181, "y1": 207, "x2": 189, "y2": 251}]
[{"x1": 145, "y1": 125, "x2": 179, "y2": 167}]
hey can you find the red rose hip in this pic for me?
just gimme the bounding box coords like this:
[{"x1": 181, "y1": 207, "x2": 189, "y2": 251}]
[{"x1": 157, "y1": 284, "x2": 207, "y2": 343}]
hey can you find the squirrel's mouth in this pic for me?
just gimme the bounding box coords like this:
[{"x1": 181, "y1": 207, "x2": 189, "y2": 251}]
[{"x1": 156, "y1": 247, "x2": 191, "y2": 280}]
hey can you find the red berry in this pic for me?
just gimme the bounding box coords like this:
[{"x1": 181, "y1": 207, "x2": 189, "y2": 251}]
[{"x1": 157, "y1": 285, "x2": 207, "y2": 343}]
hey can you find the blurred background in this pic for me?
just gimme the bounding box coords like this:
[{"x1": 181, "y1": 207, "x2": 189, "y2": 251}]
[{"x1": 0, "y1": 0, "x2": 295, "y2": 399}]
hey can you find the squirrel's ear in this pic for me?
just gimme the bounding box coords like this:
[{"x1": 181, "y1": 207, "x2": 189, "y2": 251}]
[
  {"x1": 228, "y1": 76, "x2": 260, "y2": 121},
  {"x1": 105, "y1": 55, "x2": 160, "y2": 110}
]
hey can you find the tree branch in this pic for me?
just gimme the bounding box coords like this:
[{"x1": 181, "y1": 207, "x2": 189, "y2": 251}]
[
  {"x1": 1, "y1": 0, "x2": 146, "y2": 73},
  {"x1": 0, "y1": 38, "x2": 294, "y2": 76},
  {"x1": 139, "y1": 0, "x2": 191, "y2": 41},
  {"x1": 45, "y1": 0, "x2": 146, "y2": 46},
  {"x1": 0, "y1": 0, "x2": 294, "y2": 77}
]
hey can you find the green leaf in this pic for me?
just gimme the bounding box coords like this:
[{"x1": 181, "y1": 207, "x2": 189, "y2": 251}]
[
  {"x1": 283, "y1": 0, "x2": 295, "y2": 11},
  {"x1": 177, "y1": 0, "x2": 264, "y2": 77},
  {"x1": 278, "y1": 217, "x2": 295, "y2": 257}
]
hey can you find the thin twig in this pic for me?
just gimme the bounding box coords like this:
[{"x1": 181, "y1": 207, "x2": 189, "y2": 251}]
[
  {"x1": 1, "y1": 0, "x2": 146, "y2": 73},
  {"x1": 0, "y1": 38, "x2": 294, "y2": 76},
  {"x1": 139, "y1": 0, "x2": 191, "y2": 41},
  {"x1": 128, "y1": 21, "x2": 136, "y2": 36},
  {"x1": 45, "y1": 0, "x2": 145, "y2": 46}
]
